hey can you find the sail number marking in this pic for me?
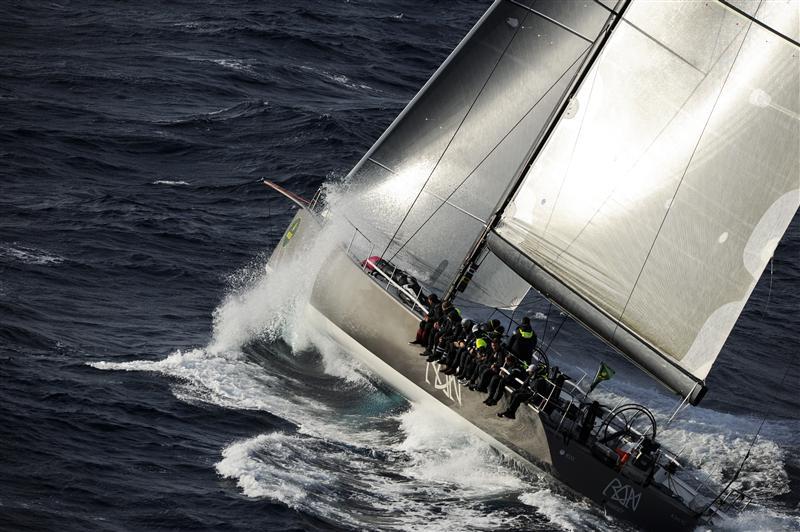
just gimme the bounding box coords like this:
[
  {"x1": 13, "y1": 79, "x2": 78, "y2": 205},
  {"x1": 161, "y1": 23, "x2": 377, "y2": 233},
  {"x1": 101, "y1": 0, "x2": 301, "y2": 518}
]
[{"x1": 603, "y1": 478, "x2": 641, "y2": 512}]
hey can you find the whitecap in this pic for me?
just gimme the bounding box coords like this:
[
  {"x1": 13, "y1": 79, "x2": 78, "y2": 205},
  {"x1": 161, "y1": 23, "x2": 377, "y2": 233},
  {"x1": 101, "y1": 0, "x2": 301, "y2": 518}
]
[
  {"x1": 519, "y1": 489, "x2": 604, "y2": 532},
  {"x1": 151, "y1": 180, "x2": 190, "y2": 186},
  {"x1": 215, "y1": 403, "x2": 548, "y2": 531},
  {"x1": 0, "y1": 244, "x2": 64, "y2": 265},
  {"x1": 299, "y1": 65, "x2": 373, "y2": 91}
]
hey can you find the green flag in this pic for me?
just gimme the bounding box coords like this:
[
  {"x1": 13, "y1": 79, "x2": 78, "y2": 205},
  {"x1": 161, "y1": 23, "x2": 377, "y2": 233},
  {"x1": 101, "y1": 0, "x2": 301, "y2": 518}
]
[{"x1": 589, "y1": 362, "x2": 615, "y2": 392}]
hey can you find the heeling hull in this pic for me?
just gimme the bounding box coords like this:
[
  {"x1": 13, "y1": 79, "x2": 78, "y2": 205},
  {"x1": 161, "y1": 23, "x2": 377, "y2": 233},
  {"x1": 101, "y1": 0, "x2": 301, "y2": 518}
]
[{"x1": 269, "y1": 209, "x2": 701, "y2": 532}]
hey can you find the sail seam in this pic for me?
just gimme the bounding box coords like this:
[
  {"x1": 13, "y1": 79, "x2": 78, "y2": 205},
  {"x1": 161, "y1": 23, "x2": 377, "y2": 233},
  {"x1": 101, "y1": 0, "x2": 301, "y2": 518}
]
[
  {"x1": 380, "y1": 9, "x2": 531, "y2": 259},
  {"x1": 367, "y1": 157, "x2": 488, "y2": 225},
  {"x1": 505, "y1": 0, "x2": 593, "y2": 43},
  {"x1": 367, "y1": 157, "x2": 394, "y2": 175},
  {"x1": 614, "y1": 9, "x2": 758, "y2": 349},
  {"x1": 718, "y1": 0, "x2": 800, "y2": 48},
  {"x1": 385, "y1": 49, "x2": 591, "y2": 263},
  {"x1": 622, "y1": 19, "x2": 706, "y2": 75},
  {"x1": 551, "y1": 18, "x2": 749, "y2": 266},
  {"x1": 489, "y1": 230, "x2": 702, "y2": 385}
]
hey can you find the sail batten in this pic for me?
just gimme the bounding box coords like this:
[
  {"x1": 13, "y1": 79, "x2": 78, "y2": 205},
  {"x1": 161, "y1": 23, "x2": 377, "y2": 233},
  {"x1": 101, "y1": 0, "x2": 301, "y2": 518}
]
[{"x1": 489, "y1": 0, "x2": 799, "y2": 403}]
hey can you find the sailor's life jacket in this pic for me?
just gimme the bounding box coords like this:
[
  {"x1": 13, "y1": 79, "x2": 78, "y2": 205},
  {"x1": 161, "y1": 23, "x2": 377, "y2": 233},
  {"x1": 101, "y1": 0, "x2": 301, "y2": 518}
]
[{"x1": 507, "y1": 325, "x2": 537, "y2": 363}]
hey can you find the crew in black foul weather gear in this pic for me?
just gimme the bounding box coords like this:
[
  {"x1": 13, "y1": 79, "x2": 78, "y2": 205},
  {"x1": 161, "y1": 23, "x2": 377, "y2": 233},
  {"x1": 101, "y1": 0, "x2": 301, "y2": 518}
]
[
  {"x1": 506, "y1": 316, "x2": 536, "y2": 364},
  {"x1": 412, "y1": 294, "x2": 441, "y2": 346},
  {"x1": 412, "y1": 300, "x2": 562, "y2": 421},
  {"x1": 496, "y1": 363, "x2": 550, "y2": 419},
  {"x1": 483, "y1": 356, "x2": 525, "y2": 405}
]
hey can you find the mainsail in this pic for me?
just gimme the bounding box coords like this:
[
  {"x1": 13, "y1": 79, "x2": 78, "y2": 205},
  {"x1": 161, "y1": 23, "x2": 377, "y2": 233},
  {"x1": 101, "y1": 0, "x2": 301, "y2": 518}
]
[
  {"x1": 341, "y1": 0, "x2": 622, "y2": 302},
  {"x1": 486, "y1": 0, "x2": 800, "y2": 404}
]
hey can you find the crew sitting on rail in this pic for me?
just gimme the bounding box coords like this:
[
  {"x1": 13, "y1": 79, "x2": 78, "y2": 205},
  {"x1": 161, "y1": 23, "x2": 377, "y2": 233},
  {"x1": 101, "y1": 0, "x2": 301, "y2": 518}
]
[
  {"x1": 440, "y1": 321, "x2": 476, "y2": 372},
  {"x1": 472, "y1": 353, "x2": 516, "y2": 393},
  {"x1": 507, "y1": 316, "x2": 537, "y2": 365},
  {"x1": 423, "y1": 305, "x2": 459, "y2": 359},
  {"x1": 421, "y1": 300, "x2": 454, "y2": 356},
  {"x1": 411, "y1": 294, "x2": 442, "y2": 346},
  {"x1": 482, "y1": 355, "x2": 525, "y2": 406},
  {"x1": 414, "y1": 305, "x2": 567, "y2": 417},
  {"x1": 462, "y1": 336, "x2": 505, "y2": 387},
  {"x1": 496, "y1": 362, "x2": 551, "y2": 419},
  {"x1": 426, "y1": 312, "x2": 463, "y2": 363}
]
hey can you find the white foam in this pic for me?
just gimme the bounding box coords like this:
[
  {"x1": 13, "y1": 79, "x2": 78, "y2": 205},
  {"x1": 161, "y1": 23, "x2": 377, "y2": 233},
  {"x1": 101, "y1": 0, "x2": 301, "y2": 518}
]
[
  {"x1": 715, "y1": 506, "x2": 800, "y2": 531},
  {"x1": 152, "y1": 180, "x2": 190, "y2": 186},
  {"x1": 207, "y1": 214, "x2": 350, "y2": 356},
  {"x1": 90, "y1": 348, "x2": 326, "y2": 424},
  {"x1": 216, "y1": 433, "x2": 331, "y2": 506},
  {"x1": 180, "y1": 55, "x2": 256, "y2": 73},
  {"x1": 208, "y1": 58, "x2": 255, "y2": 73},
  {"x1": 519, "y1": 489, "x2": 605, "y2": 532},
  {"x1": 299, "y1": 65, "x2": 373, "y2": 91},
  {"x1": 215, "y1": 403, "x2": 543, "y2": 531},
  {"x1": 0, "y1": 244, "x2": 64, "y2": 265},
  {"x1": 394, "y1": 406, "x2": 526, "y2": 496}
]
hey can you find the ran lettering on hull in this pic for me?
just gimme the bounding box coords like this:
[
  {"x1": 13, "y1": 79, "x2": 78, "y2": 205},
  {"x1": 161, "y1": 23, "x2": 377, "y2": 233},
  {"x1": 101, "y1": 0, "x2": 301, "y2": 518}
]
[
  {"x1": 425, "y1": 362, "x2": 462, "y2": 406},
  {"x1": 603, "y1": 478, "x2": 641, "y2": 512}
]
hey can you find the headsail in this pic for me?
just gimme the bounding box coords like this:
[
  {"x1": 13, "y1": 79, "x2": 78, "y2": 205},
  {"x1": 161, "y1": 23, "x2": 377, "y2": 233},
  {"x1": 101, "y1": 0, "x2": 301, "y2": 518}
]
[
  {"x1": 340, "y1": 0, "x2": 620, "y2": 302},
  {"x1": 487, "y1": 0, "x2": 800, "y2": 404}
]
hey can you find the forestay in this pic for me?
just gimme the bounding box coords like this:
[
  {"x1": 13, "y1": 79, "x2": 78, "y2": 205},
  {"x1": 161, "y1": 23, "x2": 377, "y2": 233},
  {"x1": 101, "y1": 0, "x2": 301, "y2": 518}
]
[
  {"x1": 340, "y1": 0, "x2": 619, "y2": 301},
  {"x1": 490, "y1": 0, "x2": 800, "y2": 404}
]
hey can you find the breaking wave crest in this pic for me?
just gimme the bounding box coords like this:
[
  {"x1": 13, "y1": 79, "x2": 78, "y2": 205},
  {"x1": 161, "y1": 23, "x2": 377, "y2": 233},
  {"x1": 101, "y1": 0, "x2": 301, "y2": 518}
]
[
  {"x1": 215, "y1": 405, "x2": 602, "y2": 531},
  {"x1": 0, "y1": 244, "x2": 64, "y2": 265}
]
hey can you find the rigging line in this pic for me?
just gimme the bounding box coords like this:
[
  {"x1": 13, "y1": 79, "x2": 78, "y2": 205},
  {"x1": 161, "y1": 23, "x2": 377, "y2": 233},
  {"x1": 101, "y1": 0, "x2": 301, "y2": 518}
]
[
  {"x1": 761, "y1": 256, "x2": 774, "y2": 318},
  {"x1": 552, "y1": 20, "x2": 748, "y2": 265},
  {"x1": 505, "y1": 0, "x2": 593, "y2": 43},
  {"x1": 379, "y1": 12, "x2": 529, "y2": 260},
  {"x1": 589, "y1": 0, "x2": 625, "y2": 16},
  {"x1": 590, "y1": 0, "x2": 705, "y2": 75},
  {"x1": 543, "y1": 312, "x2": 568, "y2": 355},
  {"x1": 541, "y1": 300, "x2": 553, "y2": 347},
  {"x1": 386, "y1": 48, "x2": 590, "y2": 264},
  {"x1": 717, "y1": 0, "x2": 800, "y2": 49},
  {"x1": 540, "y1": 57, "x2": 603, "y2": 239},
  {"x1": 615, "y1": 11, "x2": 757, "y2": 335}
]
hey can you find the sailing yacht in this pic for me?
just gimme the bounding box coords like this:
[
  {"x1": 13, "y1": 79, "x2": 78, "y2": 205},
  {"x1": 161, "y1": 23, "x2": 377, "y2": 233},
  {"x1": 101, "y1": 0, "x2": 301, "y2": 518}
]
[{"x1": 264, "y1": 0, "x2": 799, "y2": 529}]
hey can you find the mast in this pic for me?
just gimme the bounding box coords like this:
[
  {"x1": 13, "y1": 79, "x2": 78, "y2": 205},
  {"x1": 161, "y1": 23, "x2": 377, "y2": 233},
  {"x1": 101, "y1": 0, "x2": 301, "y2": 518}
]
[{"x1": 444, "y1": 1, "x2": 631, "y2": 302}]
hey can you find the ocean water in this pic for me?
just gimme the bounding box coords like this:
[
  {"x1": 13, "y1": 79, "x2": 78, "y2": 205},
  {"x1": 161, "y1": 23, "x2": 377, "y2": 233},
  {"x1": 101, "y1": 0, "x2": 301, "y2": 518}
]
[{"x1": 1, "y1": 1, "x2": 798, "y2": 531}]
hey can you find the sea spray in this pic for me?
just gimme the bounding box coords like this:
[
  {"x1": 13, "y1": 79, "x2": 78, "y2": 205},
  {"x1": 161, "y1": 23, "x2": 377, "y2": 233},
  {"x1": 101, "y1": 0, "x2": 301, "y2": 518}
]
[{"x1": 215, "y1": 403, "x2": 554, "y2": 531}]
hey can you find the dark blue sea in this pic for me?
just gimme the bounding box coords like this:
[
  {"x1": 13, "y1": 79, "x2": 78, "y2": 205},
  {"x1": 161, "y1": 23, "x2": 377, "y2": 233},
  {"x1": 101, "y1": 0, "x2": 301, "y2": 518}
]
[{"x1": 1, "y1": 1, "x2": 798, "y2": 530}]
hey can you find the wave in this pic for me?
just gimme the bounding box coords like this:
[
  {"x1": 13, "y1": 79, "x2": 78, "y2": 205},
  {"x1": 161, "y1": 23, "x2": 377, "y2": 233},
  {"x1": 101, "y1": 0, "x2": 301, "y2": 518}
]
[
  {"x1": 160, "y1": 100, "x2": 270, "y2": 128},
  {"x1": 0, "y1": 244, "x2": 64, "y2": 265},
  {"x1": 215, "y1": 405, "x2": 593, "y2": 531},
  {"x1": 151, "y1": 180, "x2": 190, "y2": 186},
  {"x1": 182, "y1": 55, "x2": 257, "y2": 74},
  {"x1": 298, "y1": 65, "x2": 374, "y2": 92}
]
